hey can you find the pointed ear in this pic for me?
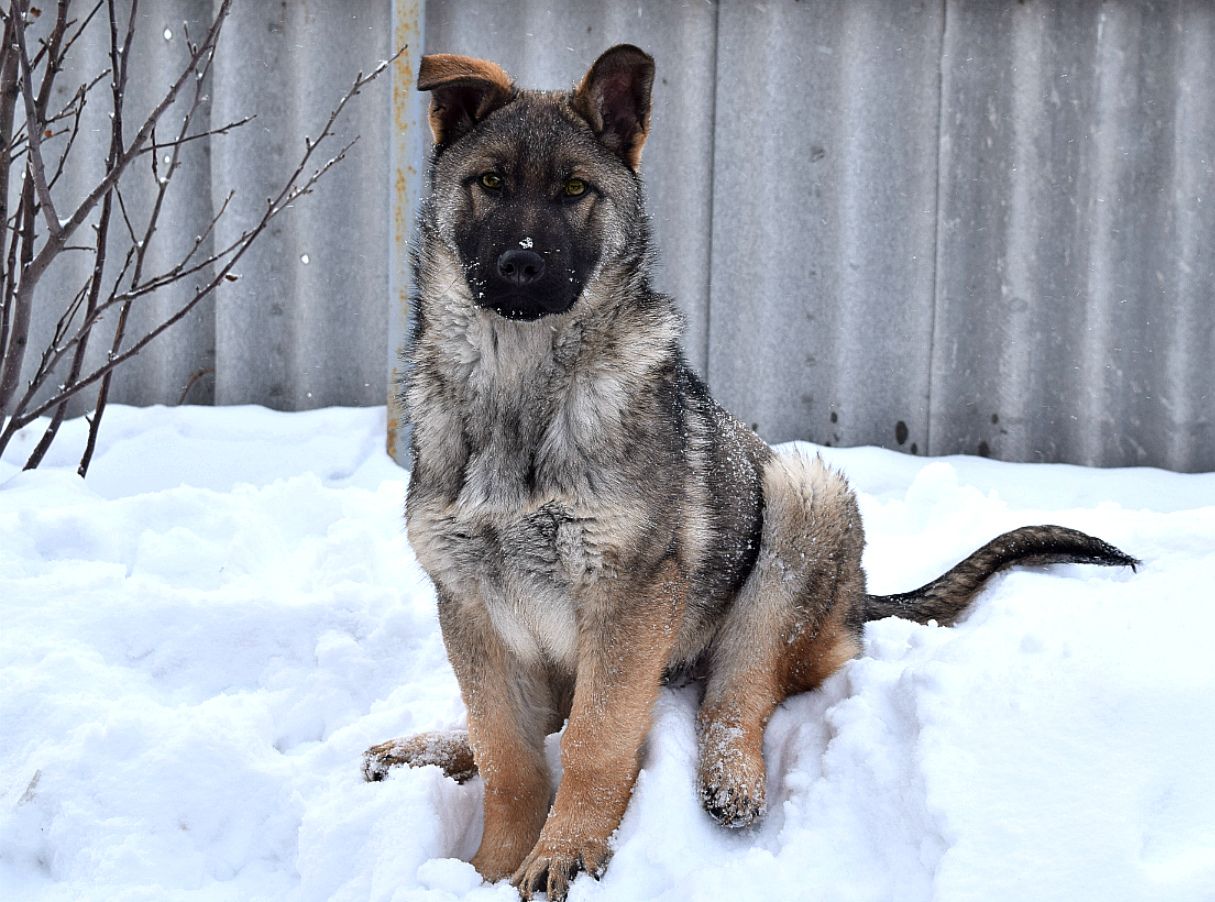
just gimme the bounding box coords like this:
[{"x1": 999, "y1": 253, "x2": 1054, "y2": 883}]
[
  {"x1": 572, "y1": 44, "x2": 655, "y2": 171},
  {"x1": 417, "y1": 53, "x2": 515, "y2": 148}
]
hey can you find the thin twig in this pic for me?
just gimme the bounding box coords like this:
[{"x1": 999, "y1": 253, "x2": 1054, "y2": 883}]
[
  {"x1": 81, "y1": 0, "x2": 156, "y2": 475},
  {"x1": 0, "y1": 9, "x2": 17, "y2": 362},
  {"x1": 11, "y1": 0, "x2": 69, "y2": 238},
  {"x1": 9, "y1": 49, "x2": 403, "y2": 427},
  {"x1": 26, "y1": 3, "x2": 120, "y2": 471},
  {"x1": 0, "y1": 0, "x2": 233, "y2": 425},
  {"x1": 7, "y1": 65, "x2": 107, "y2": 161},
  {"x1": 177, "y1": 366, "x2": 214, "y2": 405},
  {"x1": 132, "y1": 114, "x2": 256, "y2": 156}
]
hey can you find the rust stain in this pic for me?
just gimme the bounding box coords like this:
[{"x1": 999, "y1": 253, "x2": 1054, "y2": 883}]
[
  {"x1": 386, "y1": 366, "x2": 402, "y2": 461},
  {"x1": 388, "y1": 1, "x2": 424, "y2": 464},
  {"x1": 394, "y1": 168, "x2": 409, "y2": 249},
  {"x1": 391, "y1": 0, "x2": 423, "y2": 298},
  {"x1": 392, "y1": 1, "x2": 421, "y2": 249}
]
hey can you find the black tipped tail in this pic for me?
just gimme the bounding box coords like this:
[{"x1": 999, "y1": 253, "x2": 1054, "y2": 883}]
[{"x1": 865, "y1": 525, "x2": 1139, "y2": 627}]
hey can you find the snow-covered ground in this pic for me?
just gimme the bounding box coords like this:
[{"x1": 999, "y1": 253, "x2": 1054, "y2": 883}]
[{"x1": 2, "y1": 405, "x2": 1213, "y2": 902}]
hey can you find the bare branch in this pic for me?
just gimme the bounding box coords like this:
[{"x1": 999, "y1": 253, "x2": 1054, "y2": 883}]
[
  {"x1": 11, "y1": 0, "x2": 69, "y2": 238},
  {"x1": 56, "y1": 1, "x2": 105, "y2": 67},
  {"x1": 0, "y1": 0, "x2": 232, "y2": 425},
  {"x1": 0, "y1": 4, "x2": 406, "y2": 471},
  {"x1": 0, "y1": 10, "x2": 18, "y2": 356},
  {"x1": 76, "y1": 0, "x2": 138, "y2": 475},
  {"x1": 51, "y1": 277, "x2": 93, "y2": 347},
  {"x1": 133, "y1": 113, "x2": 256, "y2": 156},
  {"x1": 0, "y1": 183, "x2": 21, "y2": 357},
  {"x1": 177, "y1": 366, "x2": 214, "y2": 405},
  {"x1": 7, "y1": 66, "x2": 108, "y2": 158},
  {"x1": 26, "y1": 0, "x2": 123, "y2": 471},
  {"x1": 24, "y1": 0, "x2": 234, "y2": 282},
  {"x1": 0, "y1": 168, "x2": 35, "y2": 413},
  {"x1": 47, "y1": 102, "x2": 88, "y2": 189},
  {"x1": 10, "y1": 47, "x2": 405, "y2": 427}
]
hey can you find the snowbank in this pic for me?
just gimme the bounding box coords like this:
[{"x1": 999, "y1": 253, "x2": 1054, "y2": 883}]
[{"x1": 2, "y1": 406, "x2": 1213, "y2": 901}]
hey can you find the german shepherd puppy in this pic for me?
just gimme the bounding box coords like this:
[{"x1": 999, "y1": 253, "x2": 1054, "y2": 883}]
[{"x1": 365, "y1": 45, "x2": 1137, "y2": 900}]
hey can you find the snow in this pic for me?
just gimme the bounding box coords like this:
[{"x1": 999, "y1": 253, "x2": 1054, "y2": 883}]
[{"x1": 2, "y1": 404, "x2": 1214, "y2": 902}]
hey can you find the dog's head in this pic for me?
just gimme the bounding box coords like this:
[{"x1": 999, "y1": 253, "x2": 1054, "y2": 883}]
[{"x1": 416, "y1": 45, "x2": 654, "y2": 322}]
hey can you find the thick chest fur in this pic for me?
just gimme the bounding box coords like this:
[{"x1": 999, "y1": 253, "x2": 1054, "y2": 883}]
[
  {"x1": 406, "y1": 305, "x2": 665, "y2": 667},
  {"x1": 408, "y1": 496, "x2": 638, "y2": 666}
]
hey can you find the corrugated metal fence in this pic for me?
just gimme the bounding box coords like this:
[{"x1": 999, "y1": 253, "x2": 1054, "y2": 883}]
[{"x1": 14, "y1": 0, "x2": 1214, "y2": 472}]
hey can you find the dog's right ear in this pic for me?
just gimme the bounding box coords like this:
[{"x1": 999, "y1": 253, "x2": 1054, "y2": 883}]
[
  {"x1": 573, "y1": 45, "x2": 655, "y2": 171},
  {"x1": 417, "y1": 53, "x2": 515, "y2": 148}
]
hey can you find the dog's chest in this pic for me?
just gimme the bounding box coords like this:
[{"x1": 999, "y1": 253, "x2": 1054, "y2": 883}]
[
  {"x1": 409, "y1": 312, "x2": 650, "y2": 664},
  {"x1": 412, "y1": 497, "x2": 624, "y2": 666}
]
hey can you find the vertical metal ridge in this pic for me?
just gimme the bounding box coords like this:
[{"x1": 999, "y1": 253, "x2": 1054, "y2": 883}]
[
  {"x1": 701, "y1": 0, "x2": 721, "y2": 379},
  {"x1": 388, "y1": 0, "x2": 426, "y2": 464},
  {"x1": 926, "y1": 0, "x2": 949, "y2": 458}
]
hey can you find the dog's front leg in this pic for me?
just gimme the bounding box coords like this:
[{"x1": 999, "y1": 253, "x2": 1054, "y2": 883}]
[
  {"x1": 436, "y1": 592, "x2": 558, "y2": 882},
  {"x1": 512, "y1": 559, "x2": 684, "y2": 901}
]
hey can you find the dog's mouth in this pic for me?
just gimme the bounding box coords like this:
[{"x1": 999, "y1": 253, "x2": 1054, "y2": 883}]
[
  {"x1": 466, "y1": 256, "x2": 583, "y2": 321},
  {"x1": 479, "y1": 291, "x2": 577, "y2": 321}
]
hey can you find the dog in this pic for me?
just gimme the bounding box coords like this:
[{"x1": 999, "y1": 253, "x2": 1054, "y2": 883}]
[{"x1": 363, "y1": 45, "x2": 1138, "y2": 900}]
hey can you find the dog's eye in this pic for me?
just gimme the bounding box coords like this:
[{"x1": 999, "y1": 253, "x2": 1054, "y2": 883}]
[
  {"x1": 562, "y1": 178, "x2": 587, "y2": 198},
  {"x1": 479, "y1": 172, "x2": 504, "y2": 191}
]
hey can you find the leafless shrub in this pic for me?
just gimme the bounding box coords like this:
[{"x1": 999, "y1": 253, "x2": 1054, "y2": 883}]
[{"x1": 0, "y1": 0, "x2": 401, "y2": 474}]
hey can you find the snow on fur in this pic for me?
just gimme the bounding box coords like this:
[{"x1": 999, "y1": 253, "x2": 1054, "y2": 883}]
[{"x1": 2, "y1": 405, "x2": 1212, "y2": 901}]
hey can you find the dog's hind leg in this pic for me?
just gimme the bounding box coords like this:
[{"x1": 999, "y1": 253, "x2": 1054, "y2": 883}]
[
  {"x1": 696, "y1": 454, "x2": 866, "y2": 827},
  {"x1": 362, "y1": 730, "x2": 476, "y2": 783}
]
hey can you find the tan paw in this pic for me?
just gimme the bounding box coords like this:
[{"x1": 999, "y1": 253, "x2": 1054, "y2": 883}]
[
  {"x1": 361, "y1": 730, "x2": 477, "y2": 783},
  {"x1": 510, "y1": 834, "x2": 611, "y2": 901},
  {"x1": 699, "y1": 770, "x2": 766, "y2": 828},
  {"x1": 471, "y1": 842, "x2": 530, "y2": 884},
  {"x1": 697, "y1": 723, "x2": 767, "y2": 828}
]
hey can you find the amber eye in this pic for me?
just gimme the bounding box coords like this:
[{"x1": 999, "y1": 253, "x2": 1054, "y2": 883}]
[
  {"x1": 562, "y1": 177, "x2": 587, "y2": 198},
  {"x1": 480, "y1": 172, "x2": 503, "y2": 190}
]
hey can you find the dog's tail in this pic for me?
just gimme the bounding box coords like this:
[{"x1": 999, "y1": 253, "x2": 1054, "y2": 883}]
[{"x1": 864, "y1": 525, "x2": 1139, "y2": 627}]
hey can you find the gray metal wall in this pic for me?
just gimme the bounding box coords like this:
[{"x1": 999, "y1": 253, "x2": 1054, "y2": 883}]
[{"x1": 17, "y1": 1, "x2": 1214, "y2": 472}]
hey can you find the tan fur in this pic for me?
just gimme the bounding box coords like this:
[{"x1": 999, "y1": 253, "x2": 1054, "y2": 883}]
[
  {"x1": 362, "y1": 731, "x2": 475, "y2": 783},
  {"x1": 693, "y1": 453, "x2": 865, "y2": 826},
  {"x1": 417, "y1": 53, "x2": 514, "y2": 146},
  {"x1": 513, "y1": 558, "x2": 685, "y2": 899},
  {"x1": 438, "y1": 597, "x2": 561, "y2": 881},
  {"x1": 417, "y1": 53, "x2": 513, "y2": 93}
]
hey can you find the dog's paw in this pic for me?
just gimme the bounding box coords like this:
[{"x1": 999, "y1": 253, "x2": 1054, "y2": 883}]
[
  {"x1": 511, "y1": 835, "x2": 610, "y2": 901},
  {"x1": 699, "y1": 772, "x2": 766, "y2": 828},
  {"x1": 361, "y1": 730, "x2": 477, "y2": 783},
  {"x1": 470, "y1": 845, "x2": 527, "y2": 885},
  {"x1": 697, "y1": 724, "x2": 767, "y2": 828}
]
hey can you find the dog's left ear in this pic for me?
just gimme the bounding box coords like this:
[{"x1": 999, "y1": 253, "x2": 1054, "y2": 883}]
[
  {"x1": 572, "y1": 45, "x2": 655, "y2": 171},
  {"x1": 417, "y1": 53, "x2": 515, "y2": 148}
]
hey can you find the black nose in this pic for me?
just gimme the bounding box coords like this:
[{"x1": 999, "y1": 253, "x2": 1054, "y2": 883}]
[{"x1": 496, "y1": 248, "x2": 545, "y2": 285}]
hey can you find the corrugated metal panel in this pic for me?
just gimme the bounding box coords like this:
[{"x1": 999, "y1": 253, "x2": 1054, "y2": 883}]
[
  {"x1": 11, "y1": 1, "x2": 1213, "y2": 473},
  {"x1": 209, "y1": 0, "x2": 391, "y2": 410},
  {"x1": 932, "y1": 0, "x2": 1215, "y2": 470},
  {"x1": 26, "y1": 0, "x2": 221, "y2": 412},
  {"x1": 710, "y1": 0, "x2": 944, "y2": 456}
]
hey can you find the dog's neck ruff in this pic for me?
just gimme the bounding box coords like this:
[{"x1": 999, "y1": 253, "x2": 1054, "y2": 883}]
[{"x1": 407, "y1": 245, "x2": 681, "y2": 512}]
